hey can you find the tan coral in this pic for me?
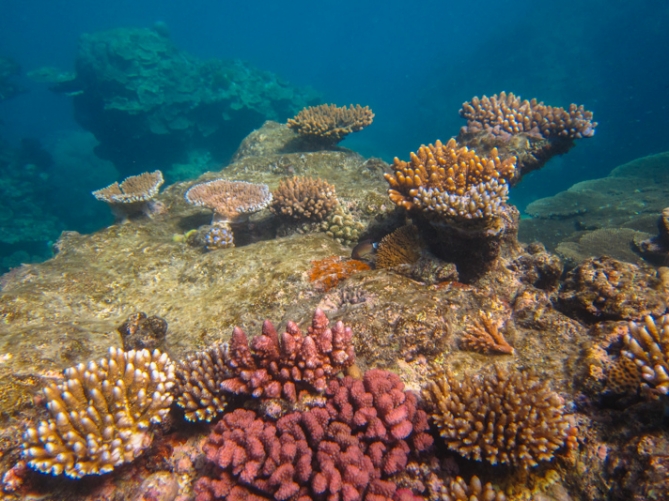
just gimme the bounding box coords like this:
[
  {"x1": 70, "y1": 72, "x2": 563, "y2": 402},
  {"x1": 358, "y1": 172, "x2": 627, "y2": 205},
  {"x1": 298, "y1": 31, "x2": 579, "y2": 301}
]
[
  {"x1": 22, "y1": 348, "x2": 175, "y2": 478},
  {"x1": 622, "y1": 315, "x2": 669, "y2": 394},
  {"x1": 287, "y1": 103, "x2": 374, "y2": 146},
  {"x1": 175, "y1": 343, "x2": 229, "y2": 422},
  {"x1": 424, "y1": 366, "x2": 574, "y2": 468},
  {"x1": 92, "y1": 170, "x2": 164, "y2": 220},
  {"x1": 270, "y1": 176, "x2": 338, "y2": 222},
  {"x1": 460, "y1": 311, "x2": 514, "y2": 355},
  {"x1": 460, "y1": 92, "x2": 597, "y2": 140},
  {"x1": 375, "y1": 224, "x2": 423, "y2": 269},
  {"x1": 184, "y1": 179, "x2": 272, "y2": 225},
  {"x1": 428, "y1": 474, "x2": 507, "y2": 501},
  {"x1": 384, "y1": 138, "x2": 516, "y2": 220}
]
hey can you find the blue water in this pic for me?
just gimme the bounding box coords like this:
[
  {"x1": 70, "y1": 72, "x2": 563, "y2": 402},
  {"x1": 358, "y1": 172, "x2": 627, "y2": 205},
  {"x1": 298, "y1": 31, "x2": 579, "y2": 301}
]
[{"x1": 0, "y1": 0, "x2": 668, "y2": 270}]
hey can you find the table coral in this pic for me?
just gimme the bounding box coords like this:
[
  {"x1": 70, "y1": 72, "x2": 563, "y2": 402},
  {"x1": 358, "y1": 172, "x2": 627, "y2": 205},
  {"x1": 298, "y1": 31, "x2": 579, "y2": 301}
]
[
  {"x1": 384, "y1": 138, "x2": 516, "y2": 221},
  {"x1": 622, "y1": 315, "x2": 669, "y2": 395},
  {"x1": 287, "y1": 103, "x2": 374, "y2": 147},
  {"x1": 424, "y1": 366, "x2": 574, "y2": 468},
  {"x1": 92, "y1": 170, "x2": 164, "y2": 221},
  {"x1": 194, "y1": 369, "x2": 432, "y2": 501},
  {"x1": 270, "y1": 176, "x2": 338, "y2": 222},
  {"x1": 22, "y1": 348, "x2": 175, "y2": 478}
]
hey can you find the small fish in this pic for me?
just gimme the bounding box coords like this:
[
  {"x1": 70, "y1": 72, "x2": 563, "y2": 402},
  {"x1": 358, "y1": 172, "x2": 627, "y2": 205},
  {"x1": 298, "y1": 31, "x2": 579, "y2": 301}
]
[{"x1": 351, "y1": 239, "x2": 378, "y2": 260}]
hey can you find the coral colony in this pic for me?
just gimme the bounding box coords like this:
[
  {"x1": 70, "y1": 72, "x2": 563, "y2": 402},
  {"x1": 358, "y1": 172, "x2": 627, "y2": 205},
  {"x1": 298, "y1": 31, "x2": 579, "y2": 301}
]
[{"x1": 24, "y1": 90, "x2": 669, "y2": 501}]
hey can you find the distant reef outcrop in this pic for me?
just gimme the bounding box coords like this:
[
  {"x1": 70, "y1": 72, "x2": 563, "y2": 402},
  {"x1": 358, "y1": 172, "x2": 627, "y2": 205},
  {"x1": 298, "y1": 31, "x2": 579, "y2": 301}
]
[{"x1": 47, "y1": 27, "x2": 320, "y2": 176}]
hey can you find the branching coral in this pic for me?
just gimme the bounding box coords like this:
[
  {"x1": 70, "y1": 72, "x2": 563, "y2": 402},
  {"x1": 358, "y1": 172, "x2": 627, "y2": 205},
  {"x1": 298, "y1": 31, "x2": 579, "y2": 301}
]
[
  {"x1": 92, "y1": 170, "x2": 164, "y2": 220},
  {"x1": 270, "y1": 176, "x2": 338, "y2": 222},
  {"x1": 384, "y1": 138, "x2": 516, "y2": 221},
  {"x1": 460, "y1": 311, "x2": 514, "y2": 355},
  {"x1": 22, "y1": 348, "x2": 175, "y2": 478},
  {"x1": 287, "y1": 104, "x2": 374, "y2": 147},
  {"x1": 194, "y1": 370, "x2": 432, "y2": 501},
  {"x1": 424, "y1": 366, "x2": 574, "y2": 468},
  {"x1": 428, "y1": 475, "x2": 507, "y2": 501},
  {"x1": 622, "y1": 315, "x2": 669, "y2": 394}
]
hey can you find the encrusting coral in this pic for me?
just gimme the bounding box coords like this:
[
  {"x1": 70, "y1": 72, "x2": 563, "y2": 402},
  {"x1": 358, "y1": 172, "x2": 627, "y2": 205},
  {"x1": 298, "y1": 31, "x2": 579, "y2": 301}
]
[
  {"x1": 270, "y1": 176, "x2": 338, "y2": 222},
  {"x1": 194, "y1": 370, "x2": 433, "y2": 501},
  {"x1": 185, "y1": 179, "x2": 272, "y2": 249},
  {"x1": 384, "y1": 138, "x2": 516, "y2": 221},
  {"x1": 308, "y1": 256, "x2": 371, "y2": 292},
  {"x1": 458, "y1": 92, "x2": 597, "y2": 177},
  {"x1": 22, "y1": 348, "x2": 175, "y2": 478},
  {"x1": 460, "y1": 311, "x2": 514, "y2": 355},
  {"x1": 424, "y1": 366, "x2": 574, "y2": 469},
  {"x1": 622, "y1": 315, "x2": 669, "y2": 395},
  {"x1": 92, "y1": 170, "x2": 165, "y2": 221},
  {"x1": 287, "y1": 103, "x2": 374, "y2": 147}
]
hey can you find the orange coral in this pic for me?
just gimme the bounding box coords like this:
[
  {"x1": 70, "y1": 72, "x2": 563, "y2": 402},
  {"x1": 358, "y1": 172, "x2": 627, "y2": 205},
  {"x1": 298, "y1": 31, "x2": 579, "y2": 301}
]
[
  {"x1": 308, "y1": 256, "x2": 370, "y2": 292},
  {"x1": 384, "y1": 138, "x2": 515, "y2": 220},
  {"x1": 460, "y1": 311, "x2": 514, "y2": 355}
]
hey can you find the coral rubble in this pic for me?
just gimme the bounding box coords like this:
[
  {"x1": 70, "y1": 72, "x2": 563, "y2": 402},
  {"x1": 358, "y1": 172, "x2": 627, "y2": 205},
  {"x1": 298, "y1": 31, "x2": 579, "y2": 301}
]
[
  {"x1": 287, "y1": 103, "x2": 374, "y2": 147},
  {"x1": 22, "y1": 348, "x2": 175, "y2": 478},
  {"x1": 270, "y1": 176, "x2": 338, "y2": 222},
  {"x1": 92, "y1": 170, "x2": 165, "y2": 221},
  {"x1": 425, "y1": 366, "x2": 574, "y2": 468},
  {"x1": 622, "y1": 315, "x2": 669, "y2": 395}
]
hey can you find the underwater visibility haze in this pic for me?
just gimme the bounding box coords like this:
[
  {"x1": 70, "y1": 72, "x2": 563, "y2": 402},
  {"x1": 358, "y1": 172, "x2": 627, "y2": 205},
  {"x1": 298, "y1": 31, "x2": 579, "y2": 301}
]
[{"x1": 0, "y1": 1, "x2": 668, "y2": 500}]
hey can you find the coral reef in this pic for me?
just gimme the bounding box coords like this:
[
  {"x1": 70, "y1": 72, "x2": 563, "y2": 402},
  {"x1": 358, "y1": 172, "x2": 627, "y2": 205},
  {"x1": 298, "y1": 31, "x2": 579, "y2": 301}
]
[
  {"x1": 558, "y1": 256, "x2": 667, "y2": 322},
  {"x1": 384, "y1": 138, "x2": 515, "y2": 220},
  {"x1": 506, "y1": 242, "x2": 563, "y2": 290},
  {"x1": 425, "y1": 366, "x2": 574, "y2": 468},
  {"x1": 635, "y1": 207, "x2": 669, "y2": 264},
  {"x1": 460, "y1": 311, "x2": 514, "y2": 355},
  {"x1": 93, "y1": 170, "x2": 165, "y2": 221},
  {"x1": 176, "y1": 343, "x2": 230, "y2": 422},
  {"x1": 50, "y1": 27, "x2": 318, "y2": 174},
  {"x1": 0, "y1": 56, "x2": 25, "y2": 102},
  {"x1": 309, "y1": 256, "x2": 371, "y2": 292},
  {"x1": 194, "y1": 369, "x2": 432, "y2": 501},
  {"x1": 458, "y1": 92, "x2": 596, "y2": 177},
  {"x1": 375, "y1": 225, "x2": 423, "y2": 269},
  {"x1": 287, "y1": 104, "x2": 374, "y2": 147},
  {"x1": 22, "y1": 348, "x2": 175, "y2": 478},
  {"x1": 270, "y1": 176, "x2": 338, "y2": 222},
  {"x1": 118, "y1": 312, "x2": 168, "y2": 351},
  {"x1": 202, "y1": 223, "x2": 236, "y2": 251},
  {"x1": 622, "y1": 315, "x2": 669, "y2": 395},
  {"x1": 428, "y1": 475, "x2": 507, "y2": 501}
]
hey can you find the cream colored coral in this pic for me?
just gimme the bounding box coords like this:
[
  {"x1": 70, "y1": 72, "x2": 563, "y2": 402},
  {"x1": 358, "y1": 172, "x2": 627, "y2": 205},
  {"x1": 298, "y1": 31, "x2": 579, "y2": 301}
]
[
  {"x1": 623, "y1": 315, "x2": 669, "y2": 394},
  {"x1": 185, "y1": 179, "x2": 272, "y2": 224},
  {"x1": 23, "y1": 348, "x2": 175, "y2": 478},
  {"x1": 93, "y1": 170, "x2": 164, "y2": 204},
  {"x1": 287, "y1": 104, "x2": 374, "y2": 145}
]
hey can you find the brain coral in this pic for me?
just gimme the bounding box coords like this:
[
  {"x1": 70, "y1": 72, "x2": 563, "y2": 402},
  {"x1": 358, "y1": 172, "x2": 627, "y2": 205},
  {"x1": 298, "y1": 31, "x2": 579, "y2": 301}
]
[{"x1": 424, "y1": 366, "x2": 574, "y2": 468}]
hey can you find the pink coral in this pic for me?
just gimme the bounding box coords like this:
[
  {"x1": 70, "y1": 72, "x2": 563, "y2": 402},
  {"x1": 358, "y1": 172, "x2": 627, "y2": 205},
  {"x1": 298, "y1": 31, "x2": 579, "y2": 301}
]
[
  {"x1": 221, "y1": 308, "x2": 356, "y2": 402},
  {"x1": 194, "y1": 369, "x2": 433, "y2": 501}
]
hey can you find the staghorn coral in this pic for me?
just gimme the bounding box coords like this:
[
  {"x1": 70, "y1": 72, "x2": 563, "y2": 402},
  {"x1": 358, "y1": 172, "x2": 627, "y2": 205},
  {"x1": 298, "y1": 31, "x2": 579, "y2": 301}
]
[
  {"x1": 385, "y1": 138, "x2": 515, "y2": 221},
  {"x1": 92, "y1": 170, "x2": 164, "y2": 221},
  {"x1": 375, "y1": 225, "x2": 424, "y2": 269},
  {"x1": 425, "y1": 366, "x2": 574, "y2": 468},
  {"x1": 270, "y1": 176, "x2": 338, "y2": 222},
  {"x1": 460, "y1": 311, "x2": 514, "y2": 355},
  {"x1": 22, "y1": 348, "x2": 175, "y2": 478},
  {"x1": 287, "y1": 103, "x2": 374, "y2": 147},
  {"x1": 222, "y1": 308, "x2": 356, "y2": 403},
  {"x1": 175, "y1": 343, "x2": 230, "y2": 422},
  {"x1": 622, "y1": 315, "x2": 669, "y2": 395},
  {"x1": 309, "y1": 256, "x2": 371, "y2": 292},
  {"x1": 458, "y1": 92, "x2": 596, "y2": 178},
  {"x1": 194, "y1": 369, "x2": 432, "y2": 501},
  {"x1": 558, "y1": 256, "x2": 666, "y2": 322}
]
